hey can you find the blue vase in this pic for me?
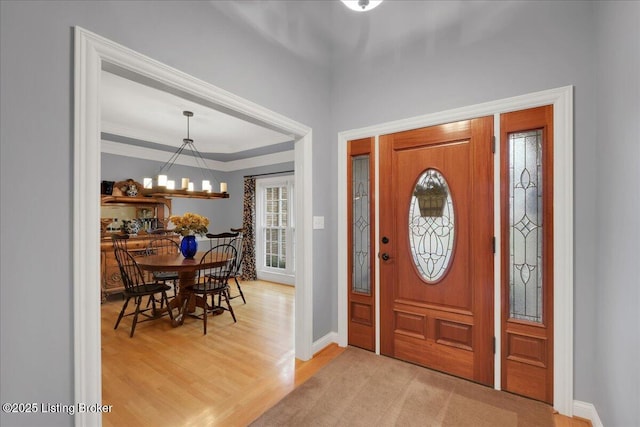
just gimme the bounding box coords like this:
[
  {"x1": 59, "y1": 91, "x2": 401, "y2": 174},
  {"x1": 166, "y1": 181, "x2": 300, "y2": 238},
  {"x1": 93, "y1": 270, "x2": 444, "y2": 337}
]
[{"x1": 180, "y1": 235, "x2": 198, "y2": 259}]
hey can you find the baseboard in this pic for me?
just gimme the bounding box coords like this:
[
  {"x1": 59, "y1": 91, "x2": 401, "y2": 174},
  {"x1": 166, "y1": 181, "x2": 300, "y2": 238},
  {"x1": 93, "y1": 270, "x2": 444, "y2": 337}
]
[
  {"x1": 312, "y1": 331, "x2": 339, "y2": 355},
  {"x1": 573, "y1": 400, "x2": 603, "y2": 427},
  {"x1": 256, "y1": 271, "x2": 295, "y2": 285}
]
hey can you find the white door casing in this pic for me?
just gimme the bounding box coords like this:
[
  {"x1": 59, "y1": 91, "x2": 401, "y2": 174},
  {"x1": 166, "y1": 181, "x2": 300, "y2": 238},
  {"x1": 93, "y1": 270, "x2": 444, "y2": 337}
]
[{"x1": 337, "y1": 86, "x2": 574, "y2": 415}]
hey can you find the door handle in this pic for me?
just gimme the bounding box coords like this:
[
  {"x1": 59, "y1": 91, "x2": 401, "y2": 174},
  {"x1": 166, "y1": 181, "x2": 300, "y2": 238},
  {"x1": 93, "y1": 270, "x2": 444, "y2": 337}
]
[{"x1": 380, "y1": 253, "x2": 390, "y2": 261}]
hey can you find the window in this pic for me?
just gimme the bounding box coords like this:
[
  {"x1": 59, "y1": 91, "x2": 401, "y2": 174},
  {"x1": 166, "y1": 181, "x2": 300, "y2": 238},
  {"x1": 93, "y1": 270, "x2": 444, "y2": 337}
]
[
  {"x1": 507, "y1": 129, "x2": 545, "y2": 323},
  {"x1": 256, "y1": 175, "x2": 295, "y2": 285}
]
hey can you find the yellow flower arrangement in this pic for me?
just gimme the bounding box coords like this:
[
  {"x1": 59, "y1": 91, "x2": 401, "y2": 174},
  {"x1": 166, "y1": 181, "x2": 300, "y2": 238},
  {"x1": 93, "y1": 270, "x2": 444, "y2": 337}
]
[{"x1": 168, "y1": 212, "x2": 210, "y2": 236}]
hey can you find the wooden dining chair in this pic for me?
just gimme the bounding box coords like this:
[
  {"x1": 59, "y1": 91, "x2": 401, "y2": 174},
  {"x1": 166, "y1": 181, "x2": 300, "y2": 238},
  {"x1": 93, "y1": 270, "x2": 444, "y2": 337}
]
[
  {"x1": 229, "y1": 227, "x2": 247, "y2": 303},
  {"x1": 145, "y1": 236, "x2": 180, "y2": 297},
  {"x1": 112, "y1": 245, "x2": 174, "y2": 337},
  {"x1": 206, "y1": 231, "x2": 238, "y2": 249},
  {"x1": 206, "y1": 230, "x2": 246, "y2": 303},
  {"x1": 192, "y1": 243, "x2": 237, "y2": 334},
  {"x1": 111, "y1": 233, "x2": 130, "y2": 251}
]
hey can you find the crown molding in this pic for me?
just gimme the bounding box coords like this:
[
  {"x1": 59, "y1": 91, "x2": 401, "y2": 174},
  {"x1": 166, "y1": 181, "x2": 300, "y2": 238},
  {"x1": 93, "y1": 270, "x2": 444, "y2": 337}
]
[
  {"x1": 101, "y1": 140, "x2": 294, "y2": 172},
  {"x1": 101, "y1": 119, "x2": 293, "y2": 154},
  {"x1": 101, "y1": 120, "x2": 177, "y2": 148},
  {"x1": 223, "y1": 150, "x2": 294, "y2": 171}
]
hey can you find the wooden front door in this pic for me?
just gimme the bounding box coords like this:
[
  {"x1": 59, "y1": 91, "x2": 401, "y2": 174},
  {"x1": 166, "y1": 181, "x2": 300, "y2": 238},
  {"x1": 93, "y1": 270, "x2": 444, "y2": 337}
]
[{"x1": 380, "y1": 117, "x2": 494, "y2": 386}]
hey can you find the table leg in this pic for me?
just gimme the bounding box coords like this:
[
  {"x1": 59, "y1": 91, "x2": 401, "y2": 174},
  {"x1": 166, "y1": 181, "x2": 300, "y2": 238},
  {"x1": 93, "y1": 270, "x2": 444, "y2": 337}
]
[
  {"x1": 172, "y1": 292, "x2": 192, "y2": 327},
  {"x1": 168, "y1": 271, "x2": 197, "y2": 327},
  {"x1": 168, "y1": 271, "x2": 223, "y2": 326}
]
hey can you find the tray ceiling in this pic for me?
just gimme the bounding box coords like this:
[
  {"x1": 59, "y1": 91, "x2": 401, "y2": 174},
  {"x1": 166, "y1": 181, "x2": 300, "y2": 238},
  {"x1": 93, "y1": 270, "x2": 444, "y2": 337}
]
[{"x1": 100, "y1": 70, "x2": 294, "y2": 159}]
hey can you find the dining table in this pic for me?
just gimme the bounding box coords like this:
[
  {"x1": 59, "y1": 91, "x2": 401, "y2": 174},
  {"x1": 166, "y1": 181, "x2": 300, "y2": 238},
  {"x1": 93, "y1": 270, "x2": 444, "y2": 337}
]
[{"x1": 136, "y1": 251, "x2": 232, "y2": 327}]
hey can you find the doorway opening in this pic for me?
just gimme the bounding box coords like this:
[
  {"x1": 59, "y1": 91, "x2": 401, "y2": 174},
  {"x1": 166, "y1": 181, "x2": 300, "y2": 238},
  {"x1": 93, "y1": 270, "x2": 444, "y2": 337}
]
[{"x1": 74, "y1": 27, "x2": 314, "y2": 425}]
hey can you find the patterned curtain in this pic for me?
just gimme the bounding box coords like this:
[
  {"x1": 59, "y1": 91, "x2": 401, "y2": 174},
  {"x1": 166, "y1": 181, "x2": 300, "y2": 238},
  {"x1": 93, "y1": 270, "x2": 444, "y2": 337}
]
[{"x1": 241, "y1": 177, "x2": 257, "y2": 280}]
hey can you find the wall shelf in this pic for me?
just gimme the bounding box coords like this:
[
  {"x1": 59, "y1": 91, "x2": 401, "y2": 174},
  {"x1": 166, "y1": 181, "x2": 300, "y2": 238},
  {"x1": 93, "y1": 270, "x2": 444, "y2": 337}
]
[
  {"x1": 100, "y1": 194, "x2": 172, "y2": 206},
  {"x1": 141, "y1": 188, "x2": 230, "y2": 200}
]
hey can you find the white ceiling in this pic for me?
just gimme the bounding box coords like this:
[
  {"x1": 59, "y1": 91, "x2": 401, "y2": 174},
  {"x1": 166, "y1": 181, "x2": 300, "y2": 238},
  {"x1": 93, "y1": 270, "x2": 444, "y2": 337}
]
[
  {"x1": 100, "y1": 1, "x2": 518, "y2": 163},
  {"x1": 208, "y1": 1, "x2": 517, "y2": 64},
  {"x1": 101, "y1": 71, "x2": 294, "y2": 156}
]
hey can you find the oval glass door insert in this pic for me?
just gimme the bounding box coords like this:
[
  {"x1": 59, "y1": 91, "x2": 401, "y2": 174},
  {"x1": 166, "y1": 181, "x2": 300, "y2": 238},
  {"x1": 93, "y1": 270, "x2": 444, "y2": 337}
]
[{"x1": 409, "y1": 169, "x2": 455, "y2": 282}]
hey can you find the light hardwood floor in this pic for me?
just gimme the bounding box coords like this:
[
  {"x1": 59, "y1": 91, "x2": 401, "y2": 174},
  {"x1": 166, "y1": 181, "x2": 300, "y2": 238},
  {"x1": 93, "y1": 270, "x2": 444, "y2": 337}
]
[
  {"x1": 102, "y1": 280, "x2": 343, "y2": 427},
  {"x1": 102, "y1": 280, "x2": 589, "y2": 427},
  {"x1": 554, "y1": 414, "x2": 592, "y2": 427}
]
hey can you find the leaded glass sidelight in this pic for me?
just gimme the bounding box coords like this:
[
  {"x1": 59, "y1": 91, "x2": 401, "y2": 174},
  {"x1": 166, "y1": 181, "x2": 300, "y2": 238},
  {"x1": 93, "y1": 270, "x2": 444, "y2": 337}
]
[
  {"x1": 509, "y1": 130, "x2": 543, "y2": 323},
  {"x1": 409, "y1": 169, "x2": 455, "y2": 283},
  {"x1": 352, "y1": 155, "x2": 371, "y2": 294}
]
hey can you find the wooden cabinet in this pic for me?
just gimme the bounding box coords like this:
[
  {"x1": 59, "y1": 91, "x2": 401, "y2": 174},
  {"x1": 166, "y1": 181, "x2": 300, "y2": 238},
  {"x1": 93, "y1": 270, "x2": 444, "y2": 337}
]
[
  {"x1": 100, "y1": 187, "x2": 175, "y2": 300},
  {"x1": 101, "y1": 236, "x2": 153, "y2": 299}
]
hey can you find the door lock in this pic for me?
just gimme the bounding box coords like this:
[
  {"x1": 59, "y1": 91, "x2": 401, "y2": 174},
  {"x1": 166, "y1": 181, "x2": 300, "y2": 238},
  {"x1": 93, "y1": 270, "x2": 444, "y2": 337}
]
[{"x1": 381, "y1": 236, "x2": 389, "y2": 244}]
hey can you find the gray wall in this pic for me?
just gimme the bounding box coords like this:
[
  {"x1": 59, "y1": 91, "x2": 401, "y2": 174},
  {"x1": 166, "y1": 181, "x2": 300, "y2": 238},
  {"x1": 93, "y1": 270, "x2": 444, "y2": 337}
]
[
  {"x1": 102, "y1": 152, "x2": 294, "y2": 234},
  {"x1": 101, "y1": 153, "x2": 296, "y2": 236},
  {"x1": 594, "y1": 2, "x2": 640, "y2": 426},
  {"x1": 0, "y1": 2, "x2": 330, "y2": 426},
  {"x1": 1, "y1": 1, "x2": 638, "y2": 426},
  {"x1": 102, "y1": 152, "x2": 232, "y2": 231},
  {"x1": 328, "y1": 1, "x2": 639, "y2": 423}
]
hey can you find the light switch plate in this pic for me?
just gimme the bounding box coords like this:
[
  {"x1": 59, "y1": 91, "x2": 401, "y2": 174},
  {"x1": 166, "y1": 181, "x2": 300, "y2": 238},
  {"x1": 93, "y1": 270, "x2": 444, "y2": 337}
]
[{"x1": 313, "y1": 216, "x2": 325, "y2": 229}]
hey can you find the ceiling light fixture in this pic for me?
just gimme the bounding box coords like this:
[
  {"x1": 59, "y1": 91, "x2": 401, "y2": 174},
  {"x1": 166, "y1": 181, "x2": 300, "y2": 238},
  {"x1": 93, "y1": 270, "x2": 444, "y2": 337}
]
[
  {"x1": 142, "y1": 111, "x2": 229, "y2": 200},
  {"x1": 341, "y1": 0, "x2": 383, "y2": 12}
]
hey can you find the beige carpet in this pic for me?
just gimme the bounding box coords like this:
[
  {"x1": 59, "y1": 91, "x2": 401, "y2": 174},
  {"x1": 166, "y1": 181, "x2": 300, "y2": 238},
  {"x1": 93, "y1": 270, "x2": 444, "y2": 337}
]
[{"x1": 251, "y1": 346, "x2": 554, "y2": 427}]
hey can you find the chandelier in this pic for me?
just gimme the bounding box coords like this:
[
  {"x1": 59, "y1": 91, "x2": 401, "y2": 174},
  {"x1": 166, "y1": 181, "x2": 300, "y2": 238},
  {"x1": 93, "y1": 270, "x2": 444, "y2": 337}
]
[
  {"x1": 341, "y1": 0, "x2": 383, "y2": 12},
  {"x1": 142, "y1": 111, "x2": 229, "y2": 200}
]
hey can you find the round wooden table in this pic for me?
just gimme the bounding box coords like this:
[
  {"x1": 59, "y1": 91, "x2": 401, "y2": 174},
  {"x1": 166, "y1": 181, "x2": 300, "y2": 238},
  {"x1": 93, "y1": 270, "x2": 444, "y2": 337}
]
[{"x1": 136, "y1": 252, "x2": 231, "y2": 326}]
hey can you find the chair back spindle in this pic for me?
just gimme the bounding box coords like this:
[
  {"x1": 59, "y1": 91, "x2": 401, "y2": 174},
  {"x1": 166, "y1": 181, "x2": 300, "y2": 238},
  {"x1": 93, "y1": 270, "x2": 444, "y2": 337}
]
[
  {"x1": 206, "y1": 231, "x2": 246, "y2": 303},
  {"x1": 198, "y1": 243, "x2": 237, "y2": 287},
  {"x1": 145, "y1": 236, "x2": 180, "y2": 296}
]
